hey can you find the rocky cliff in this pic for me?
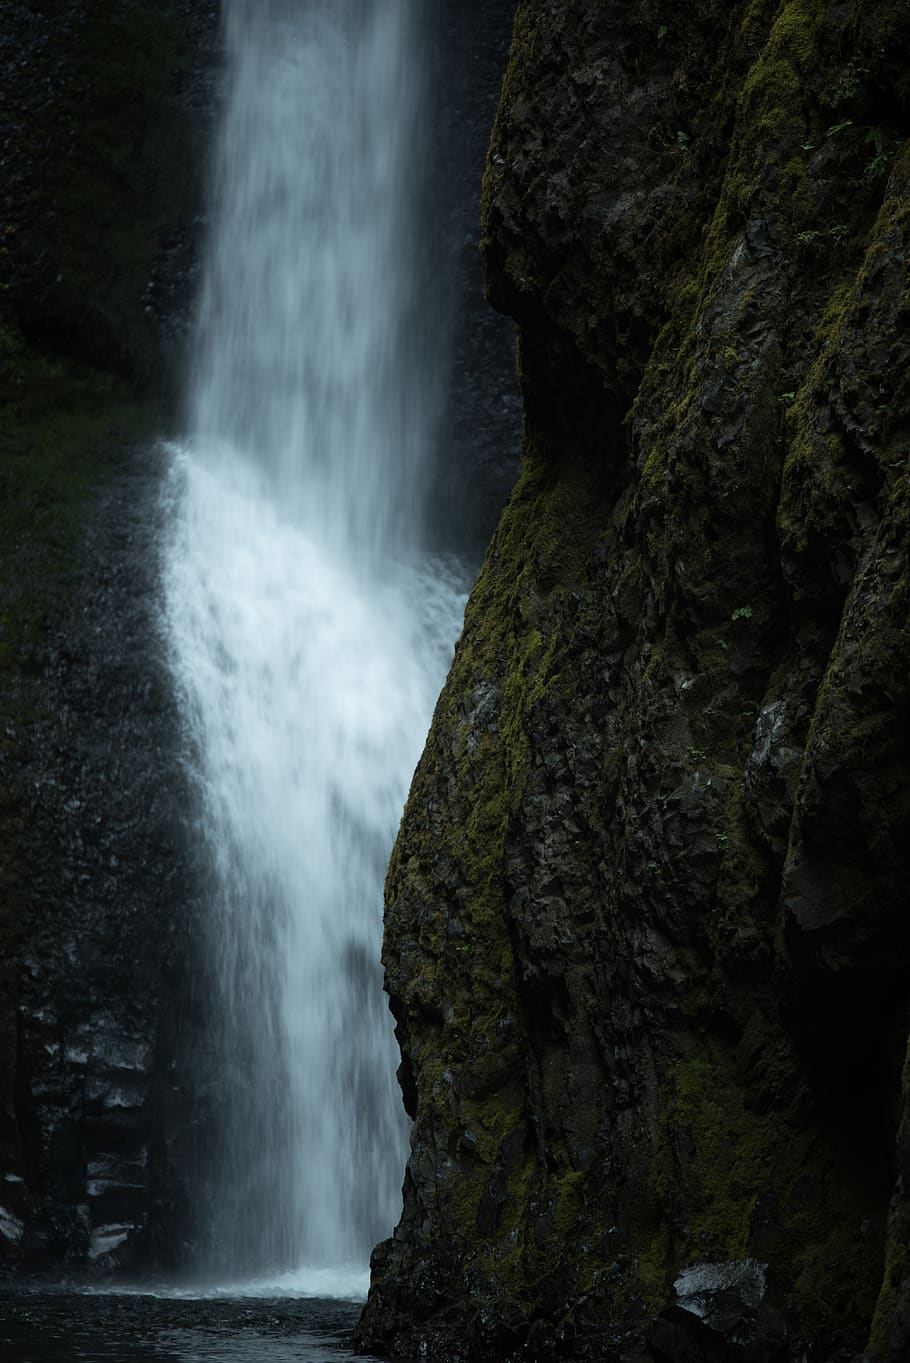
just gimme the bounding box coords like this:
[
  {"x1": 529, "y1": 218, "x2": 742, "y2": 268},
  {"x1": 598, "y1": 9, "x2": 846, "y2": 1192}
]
[
  {"x1": 0, "y1": 0, "x2": 217, "y2": 1272},
  {"x1": 356, "y1": 2, "x2": 910, "y2": 1359}
]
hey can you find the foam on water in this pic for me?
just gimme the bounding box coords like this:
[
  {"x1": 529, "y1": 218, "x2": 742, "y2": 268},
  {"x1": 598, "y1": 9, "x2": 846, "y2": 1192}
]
[{"x1": 86, "y1": 1265, "x2": 371, "y2": 1302}]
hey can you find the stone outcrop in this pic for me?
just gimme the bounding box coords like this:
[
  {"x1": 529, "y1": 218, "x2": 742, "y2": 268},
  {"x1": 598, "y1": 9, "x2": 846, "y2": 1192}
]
[{"x1": 357, "y1": 2, "x2": 910, "y2": 1359}]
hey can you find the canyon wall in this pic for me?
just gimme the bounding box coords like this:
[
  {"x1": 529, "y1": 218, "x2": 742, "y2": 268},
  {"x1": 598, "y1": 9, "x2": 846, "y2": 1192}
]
[
  {"x1": 0, "y1": 0, "x2": 217, "y2": 1272},
  {"x1": 357, "y1": 2, "x2": 910, "y2": 1359}
]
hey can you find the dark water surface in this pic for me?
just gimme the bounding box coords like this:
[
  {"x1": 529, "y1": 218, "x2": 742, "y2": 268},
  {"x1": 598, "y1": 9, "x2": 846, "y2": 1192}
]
[{"x1": 0, "y1": 1291, "x2": 386, "y2": 1363}]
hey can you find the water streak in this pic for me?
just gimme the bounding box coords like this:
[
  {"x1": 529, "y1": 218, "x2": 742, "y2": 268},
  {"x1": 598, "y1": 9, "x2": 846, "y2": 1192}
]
[{"x1": 161, "y1": 0, "x2": 463, "y2": 1282}]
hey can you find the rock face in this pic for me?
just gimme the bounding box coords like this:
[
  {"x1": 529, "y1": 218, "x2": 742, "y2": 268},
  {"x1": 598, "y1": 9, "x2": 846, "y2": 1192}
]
[
  {"x1": 356, "y1": 2, "x2": 910, "y2": 1359},
  {"x1": 0, "y1": 0, "x2": 217, "y2": 1273},
  {"x1": 427, "y1": 0, "x2": 524, "y2": 561}
]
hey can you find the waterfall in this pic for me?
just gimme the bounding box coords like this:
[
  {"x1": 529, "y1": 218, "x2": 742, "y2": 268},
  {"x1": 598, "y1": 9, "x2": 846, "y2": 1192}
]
[{"x1": 161, "y1": 0, "x2": 463, "y2": 1289}]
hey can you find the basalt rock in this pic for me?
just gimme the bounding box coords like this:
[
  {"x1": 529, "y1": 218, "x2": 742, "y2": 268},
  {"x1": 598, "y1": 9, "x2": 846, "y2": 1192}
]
[
  {"x1": 648, "y1": 1260, "x2": 788, "y2": 1363},
  {"x1": 357, "y1": 2, "x2": 910, "y2": 1360}
]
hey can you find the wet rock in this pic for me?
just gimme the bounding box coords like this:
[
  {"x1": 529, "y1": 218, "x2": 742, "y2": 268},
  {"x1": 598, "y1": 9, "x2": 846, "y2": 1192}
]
[
  {"x1": 674, "y1": 1259, "x2": 768, "y2": 1330},
  {"x1": 649, "y1": 1260, "x2": 787, "y2": 1363}
]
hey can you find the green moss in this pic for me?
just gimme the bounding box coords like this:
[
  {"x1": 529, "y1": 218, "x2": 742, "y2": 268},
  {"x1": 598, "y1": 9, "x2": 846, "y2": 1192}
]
[
  {"x1": 868, "y1": 1236, "x2": 909, "y2": 1358},
  {"x1": 712, "y1": 799, "x2": 769, "y2": 939},
  {"x1": 697, "y1": 0, "x2": 828, "y2": 273},
  {"x1": 669, "y1": 1047, "x2": 776, "y2": 1258},
  {"x1": 551, "y1": 1168, "x2": 584, "y2": 1238},
  {"x1": 639, "y1": 1033, "x2": 889, "y2": 1346},
  {"x1": 782, "y1": 438, "x2": 842, "y2": 552},
  {"x1": 739, "y1": 0, "x2": 779, "y2": 49},
  {"x1": 384, "y1": 434, "x2": 616, "y2": 1311},
  {"x1": 784, "y1": 1172, "x2": 886, "y2": 1344},
  {"x1": 480, "y1": 4, "x2": 546, "y2": 250},
  {"x1": 381, "y1": 2, "x2": 910, "y2": 1355},
  {"x1": 736, "y1": 0, "x2": 823, "y2": 161},
  {"x1": 777, "y1": 154, "x2": 908, "y2": 553},
  {"x1": 439, "y1": 441, "x2": 608, "y2": 943}
]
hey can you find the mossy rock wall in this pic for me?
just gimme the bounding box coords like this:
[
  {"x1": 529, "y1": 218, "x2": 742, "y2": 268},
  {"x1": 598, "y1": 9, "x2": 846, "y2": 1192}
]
[{"x1": 357, "y1": 2, "x2": 910, "y2": 1359}]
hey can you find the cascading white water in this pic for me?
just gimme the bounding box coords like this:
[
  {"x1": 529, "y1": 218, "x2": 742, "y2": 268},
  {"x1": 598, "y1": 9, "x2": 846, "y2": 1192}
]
[{"x1": 161, "y1": 0, "x2": 464, "y2": 1289}]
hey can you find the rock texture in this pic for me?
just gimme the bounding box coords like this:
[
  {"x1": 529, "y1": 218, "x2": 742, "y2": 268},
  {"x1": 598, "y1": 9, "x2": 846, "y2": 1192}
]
[
  {"x1": 356, "y1": 2, "x2": 910, "y2": 1359},
  {"x1": 427, "y1": 0, "x2": 523, "y2": 561},
  {"x1": 0, "y1": 0, "x2": 217, "y2": 1273}
]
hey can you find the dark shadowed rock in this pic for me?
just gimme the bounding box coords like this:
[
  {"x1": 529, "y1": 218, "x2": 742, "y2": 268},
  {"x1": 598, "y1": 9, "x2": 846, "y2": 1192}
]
[
  {"x1": 357, "y1": 1, "x2": 910, "y2": 1360},
  {"x1": 649, "y1": 1259, "x2": 787, "y2": 1363},
  {"x1": 0, "y1": 0, "x2": 217, "y2": 1275}
]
